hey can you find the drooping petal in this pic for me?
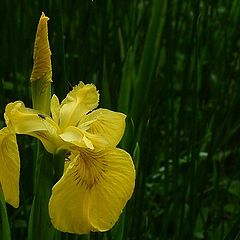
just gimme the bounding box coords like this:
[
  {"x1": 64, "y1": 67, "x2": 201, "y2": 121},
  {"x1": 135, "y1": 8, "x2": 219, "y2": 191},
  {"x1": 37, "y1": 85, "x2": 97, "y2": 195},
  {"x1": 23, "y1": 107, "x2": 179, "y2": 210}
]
[
  {"x1": 4, "y1": 101, "x2": 62, "y2": 153},
  {"x1": 88, "y1": 148, "x2": 135, "y2": 231},
  {"x1": 59, "y1": 82, "x2": 99, "y2": 129},
  {"x1": 0, "y1": 128, "x2": 20, "y2": 208},
  {"x1": 49, "y1": 153, "x2": 93, "y2": 234},
  {"x1": 59, "y1": 126, "x2": 107, "y2": 150},
  {"x1": 49, "y1": 147, "x2": 135, "y2": 234},
  {"x1": 78, "y1": 108, "x2": 126, "y2": 146}
]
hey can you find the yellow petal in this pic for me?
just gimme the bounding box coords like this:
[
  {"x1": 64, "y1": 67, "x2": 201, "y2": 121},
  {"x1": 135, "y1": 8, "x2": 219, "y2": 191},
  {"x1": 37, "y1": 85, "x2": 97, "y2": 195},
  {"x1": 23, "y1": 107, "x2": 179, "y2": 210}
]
[
  {"x1": 78, "y1": 108, "x2": 126, "y2": 146},
  {"x1": 30, "y1": 12, "x2": 52, "y2": 83},
  {"x1": 59, "y1": 126, "x2": 90, "y2": 149},
  {"x1": 88, "y1": 148, "x2": 135, "y2": 231},
  {"x1": 49, "y1": 153, "x2": 93, "y2": 234},
  {"x1": 49, "y1": 147, "x2": 135, "y2": 234},
  {"x1": 59, "y1": 82, "x2": 99, "y2": 129},
  {"x1": 0, "y1": 128, "x2": 20, "y2": 208},
  {"x1": 4, "y1": 101, "x2": 62, "y2": 153},
  {"x1": 59, "y1": 126, "x2": 107, "y2": 150}
]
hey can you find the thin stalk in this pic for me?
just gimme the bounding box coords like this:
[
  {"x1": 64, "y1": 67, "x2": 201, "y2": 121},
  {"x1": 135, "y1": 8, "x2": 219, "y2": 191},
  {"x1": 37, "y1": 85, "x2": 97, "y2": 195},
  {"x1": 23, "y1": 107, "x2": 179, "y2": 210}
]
[
  {"x1": 0, "y1": 187, "x2": 11, "y2": 240},
  {"x1": 28, "y1": 145, "x2": 55, "y2": 240}
]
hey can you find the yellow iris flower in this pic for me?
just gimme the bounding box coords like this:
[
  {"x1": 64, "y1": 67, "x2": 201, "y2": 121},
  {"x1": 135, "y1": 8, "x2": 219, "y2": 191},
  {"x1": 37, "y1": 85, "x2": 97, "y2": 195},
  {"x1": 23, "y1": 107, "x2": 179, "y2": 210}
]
[
  {"x1": 0, "y1": 11, "x2": 135, "y2": 235},
  {"x1": 1, "y1": 81, "x2": 136, "y2": 234}
]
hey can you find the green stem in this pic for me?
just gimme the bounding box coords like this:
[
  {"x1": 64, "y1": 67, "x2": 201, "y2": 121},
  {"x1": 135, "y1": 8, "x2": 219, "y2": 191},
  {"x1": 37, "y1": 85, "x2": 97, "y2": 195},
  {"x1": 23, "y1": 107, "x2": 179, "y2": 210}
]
[
  {"x1": 28, "y1": 148, "x2": 67, "y2": 240},
  {"x1": 0, "y1": 187, "x2": 11, "y2": 240},
  {"x1": 28, "y1": 143, "x2": 55, "y2": 240}
]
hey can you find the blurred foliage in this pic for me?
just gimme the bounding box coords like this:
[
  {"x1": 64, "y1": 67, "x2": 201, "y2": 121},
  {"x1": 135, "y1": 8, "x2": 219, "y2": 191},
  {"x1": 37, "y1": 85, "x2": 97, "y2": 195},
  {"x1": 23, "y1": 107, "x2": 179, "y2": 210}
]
[{"x1": 1, "y1": 0, "x2": 240, "y2": 239}]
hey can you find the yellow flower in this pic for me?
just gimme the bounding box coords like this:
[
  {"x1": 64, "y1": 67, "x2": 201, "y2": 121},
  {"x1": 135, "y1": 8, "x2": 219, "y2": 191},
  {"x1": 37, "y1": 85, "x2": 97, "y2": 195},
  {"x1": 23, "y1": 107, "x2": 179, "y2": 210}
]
[{"x1": 2, "y1": 82, "x2": 136, "y2": 234}]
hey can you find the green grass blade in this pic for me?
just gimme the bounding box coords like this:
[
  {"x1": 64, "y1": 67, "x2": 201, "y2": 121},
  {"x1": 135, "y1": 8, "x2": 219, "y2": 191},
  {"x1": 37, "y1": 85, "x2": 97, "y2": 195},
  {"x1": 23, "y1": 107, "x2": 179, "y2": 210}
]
[{"x1": 130, "y1": 0, "x2": 166, "y2": 124}]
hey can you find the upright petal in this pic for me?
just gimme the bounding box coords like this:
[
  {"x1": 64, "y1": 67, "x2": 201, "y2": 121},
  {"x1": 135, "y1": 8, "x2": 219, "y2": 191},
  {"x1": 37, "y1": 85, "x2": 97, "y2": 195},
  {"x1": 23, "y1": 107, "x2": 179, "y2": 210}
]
[
  {"x1": 59, "y1": 82, "x2": 99, "y2": 129},
  {"x1": 49, "y1": 147, "x2": 135, "y2": 234},
  {"x1": 4, "y1": 101, "x2": 62, "y2": 153},
  {"x1": 0, "y1": 128, "x2": 20, "y2": 208},
  {"x1": 78, "y1": 108, "x2": 126, "y2": 146}
]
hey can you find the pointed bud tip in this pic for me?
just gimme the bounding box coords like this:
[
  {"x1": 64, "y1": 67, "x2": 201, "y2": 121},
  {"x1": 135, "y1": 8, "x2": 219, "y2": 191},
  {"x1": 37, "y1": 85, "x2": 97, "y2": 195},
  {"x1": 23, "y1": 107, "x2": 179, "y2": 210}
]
[
  {"x1": 41, "y1": 11, "x2": 50, "y2": 21},
  {"x1": 30, "y1": 11, "x2": 52, "y2": 83}
]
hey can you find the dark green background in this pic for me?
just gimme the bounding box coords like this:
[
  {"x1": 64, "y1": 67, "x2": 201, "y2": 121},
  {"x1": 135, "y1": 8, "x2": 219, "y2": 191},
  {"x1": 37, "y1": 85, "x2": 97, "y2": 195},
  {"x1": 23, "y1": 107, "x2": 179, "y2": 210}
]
[{"x1": 1, "y1": 0, "x2": 240, "y2": 239}]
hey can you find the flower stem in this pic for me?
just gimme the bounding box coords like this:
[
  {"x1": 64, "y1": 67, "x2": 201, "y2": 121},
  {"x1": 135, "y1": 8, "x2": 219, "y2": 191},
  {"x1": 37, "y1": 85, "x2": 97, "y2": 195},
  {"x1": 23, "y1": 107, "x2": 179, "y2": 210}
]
[
  {"x1": 28, "y1": 143, "x2": 55, "y2": 240},
  {"x1": 0, "y1": 187, "x2": 11, "y2": 240}
]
